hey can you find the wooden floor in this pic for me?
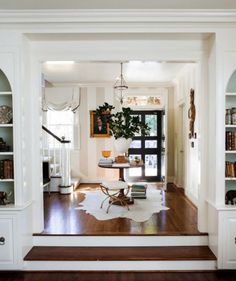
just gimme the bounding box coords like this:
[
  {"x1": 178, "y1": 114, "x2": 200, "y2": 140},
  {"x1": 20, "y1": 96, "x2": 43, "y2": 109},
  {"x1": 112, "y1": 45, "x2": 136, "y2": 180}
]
[
  {"x1": 1, "y1": 271, "x2": 235, "y2": 281},
  {"x1": 41, "y1": 183, "x2": 204, "y2": 235}
]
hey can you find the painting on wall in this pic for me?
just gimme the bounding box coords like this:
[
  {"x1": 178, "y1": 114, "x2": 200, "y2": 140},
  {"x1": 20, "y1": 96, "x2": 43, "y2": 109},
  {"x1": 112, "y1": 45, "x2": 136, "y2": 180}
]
[{"x1": 90, "y1": 111, "x2": 110, "y2": 138}]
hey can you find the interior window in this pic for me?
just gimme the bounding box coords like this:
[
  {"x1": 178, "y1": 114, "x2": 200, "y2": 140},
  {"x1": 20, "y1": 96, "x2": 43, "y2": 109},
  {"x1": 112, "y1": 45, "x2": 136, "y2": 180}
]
[{"x1": 46, "y1": 110, "x2": 75, "y2": 149}]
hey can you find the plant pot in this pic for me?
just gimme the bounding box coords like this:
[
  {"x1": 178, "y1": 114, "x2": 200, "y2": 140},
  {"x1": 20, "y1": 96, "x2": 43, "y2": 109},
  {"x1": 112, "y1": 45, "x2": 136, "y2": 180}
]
[{"x1": 114, "y1": 138, "x2": 132, "y2": 154}]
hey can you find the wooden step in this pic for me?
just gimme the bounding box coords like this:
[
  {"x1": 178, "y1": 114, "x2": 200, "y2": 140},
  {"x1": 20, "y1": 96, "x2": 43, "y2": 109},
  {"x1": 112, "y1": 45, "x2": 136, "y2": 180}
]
[
  {"x1": 23, "y1": 246, "x2": 217, "y2": 271},
  {"x1": 24, "y1": 246, "x2": 216, "y2": 261}
]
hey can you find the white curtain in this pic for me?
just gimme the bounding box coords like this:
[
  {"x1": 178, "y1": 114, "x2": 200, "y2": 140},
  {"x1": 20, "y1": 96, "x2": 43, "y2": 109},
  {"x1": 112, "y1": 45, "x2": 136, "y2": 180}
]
[{"x1": 42, "y1": 86, "x2": 80, "y2": 112}]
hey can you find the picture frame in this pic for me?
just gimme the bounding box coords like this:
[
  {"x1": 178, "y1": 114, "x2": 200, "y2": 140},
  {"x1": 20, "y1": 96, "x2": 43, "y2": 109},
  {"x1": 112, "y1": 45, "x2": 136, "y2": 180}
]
[{"x1": 90, "y1": 111, "x2": 110, "y2": 138}]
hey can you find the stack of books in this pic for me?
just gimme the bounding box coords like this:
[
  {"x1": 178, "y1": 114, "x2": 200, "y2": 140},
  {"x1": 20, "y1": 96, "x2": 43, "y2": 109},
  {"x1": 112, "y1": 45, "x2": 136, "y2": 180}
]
[
  {"x1": 112, "y1": 162, "x2": 130, "y2": 167},
  {"x1": 131, "y1": 184, "x2": 147, "y2": 199},
  {"x1": 98, "y1": 158, "x2": 113, "y2": 166}
]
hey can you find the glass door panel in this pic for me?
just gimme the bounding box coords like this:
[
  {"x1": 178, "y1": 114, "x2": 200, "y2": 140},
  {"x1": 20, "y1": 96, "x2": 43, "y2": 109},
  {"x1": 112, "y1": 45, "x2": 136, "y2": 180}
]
[
  {"x1": 130, "y1": 140, "x2": 142, "y2": 149},
  {"x1": 145, "y1": 115, "x2": 157, "y2": 136},
  {"x1": 145, "y1": 155, "x2": 158, "y2": 176},
  {"x1": 145, "y1": 140, "x2": 157, "y2": 148},
  {"x1": 126, "y1": 110, "x2": 163, "y2": 182}
]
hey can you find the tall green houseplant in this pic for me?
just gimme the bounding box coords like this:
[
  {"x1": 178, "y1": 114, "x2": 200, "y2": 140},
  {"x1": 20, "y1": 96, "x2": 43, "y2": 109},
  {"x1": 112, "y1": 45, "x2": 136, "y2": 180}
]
[{"x1": 96, "y1": 103, "x2": 150, "y2": 139}]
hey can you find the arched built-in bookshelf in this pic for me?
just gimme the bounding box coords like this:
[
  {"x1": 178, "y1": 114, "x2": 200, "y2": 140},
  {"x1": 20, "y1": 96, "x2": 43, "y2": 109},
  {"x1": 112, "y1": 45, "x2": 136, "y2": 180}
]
[{"x1": 0, "y1": 69, "x2": 14, "y2": 205}]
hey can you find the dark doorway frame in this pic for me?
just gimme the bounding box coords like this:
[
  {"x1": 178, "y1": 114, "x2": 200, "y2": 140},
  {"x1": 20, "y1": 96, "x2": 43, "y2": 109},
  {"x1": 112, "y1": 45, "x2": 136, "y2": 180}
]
[{"x1": 126, "y1": 110, "x2": 164, "y2": 182}]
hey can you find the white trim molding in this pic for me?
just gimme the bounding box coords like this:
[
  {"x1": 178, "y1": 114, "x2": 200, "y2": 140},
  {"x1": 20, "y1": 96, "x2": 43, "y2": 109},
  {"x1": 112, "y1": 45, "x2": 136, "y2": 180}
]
[{"x1": 0, "y1": 9, "x2": 236, "y2": 24}]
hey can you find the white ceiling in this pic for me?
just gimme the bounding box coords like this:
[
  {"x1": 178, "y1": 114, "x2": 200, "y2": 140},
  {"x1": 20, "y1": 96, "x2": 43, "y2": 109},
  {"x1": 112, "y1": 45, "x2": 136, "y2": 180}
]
[
  {"x1": 0, "y1": 0, "x2": 235, "y2": 9},
  {"x1": 42, "y1": 61, "x2": 188, "y2": 84}
]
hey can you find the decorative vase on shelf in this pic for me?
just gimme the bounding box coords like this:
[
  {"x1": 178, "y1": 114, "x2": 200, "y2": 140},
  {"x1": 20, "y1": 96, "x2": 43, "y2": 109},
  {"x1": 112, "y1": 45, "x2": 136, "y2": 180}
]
[{"x1": 114, "y1": 138, "x2": 132, "y2": 154}]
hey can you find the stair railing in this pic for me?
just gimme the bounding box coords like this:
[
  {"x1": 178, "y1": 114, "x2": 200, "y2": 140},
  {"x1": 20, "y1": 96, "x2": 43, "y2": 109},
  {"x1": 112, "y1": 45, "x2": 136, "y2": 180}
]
[{"x1": 42, "y1": 125, "x2": 71, "y2": 187}]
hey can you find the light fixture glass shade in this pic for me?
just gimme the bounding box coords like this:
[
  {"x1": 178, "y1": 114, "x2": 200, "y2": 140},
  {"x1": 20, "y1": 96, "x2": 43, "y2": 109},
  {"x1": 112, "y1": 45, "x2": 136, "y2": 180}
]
[{"x1": 113, "y1": 62, "x2": 128, "y2": 104}]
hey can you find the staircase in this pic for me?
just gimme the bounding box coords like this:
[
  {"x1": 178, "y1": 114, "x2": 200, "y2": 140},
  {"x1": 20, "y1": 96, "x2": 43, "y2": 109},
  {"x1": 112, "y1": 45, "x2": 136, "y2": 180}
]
[
  {"x1": 42, "y1": 125, "x2": 80, "y2": 192},
  {"x1": 23, "y1": 234, "x2": 216, "y2": 271}
]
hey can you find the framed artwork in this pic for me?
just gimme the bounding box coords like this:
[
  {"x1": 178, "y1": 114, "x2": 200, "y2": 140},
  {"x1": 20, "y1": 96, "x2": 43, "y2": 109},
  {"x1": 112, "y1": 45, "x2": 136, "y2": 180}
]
[{"x1": 90, "y1": 111, "x2": 110, "y2": 138}]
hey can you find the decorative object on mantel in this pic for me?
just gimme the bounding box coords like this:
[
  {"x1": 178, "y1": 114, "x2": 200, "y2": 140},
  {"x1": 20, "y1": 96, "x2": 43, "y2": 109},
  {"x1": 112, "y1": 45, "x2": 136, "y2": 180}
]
[
  {"x1": 188, "y1": 88, "x2": 196, "y2": 139},
  {"x1": 113, "y1": 62, "x2": 128, "y2": 105},
  {"x1": 77, "y1": 187, "x2": 168, "y2": 222},
  {"x1": 95, "y1": 103, "x2": 150, "y2": 155},
  {"x1": 0, "y1": 105, "x2": 12, "y2": 124}
]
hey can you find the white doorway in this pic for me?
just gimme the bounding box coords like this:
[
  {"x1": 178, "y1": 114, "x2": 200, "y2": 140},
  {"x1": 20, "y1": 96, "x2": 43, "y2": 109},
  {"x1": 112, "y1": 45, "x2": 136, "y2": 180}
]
[
  {"x1": 28, "y1": 35, "x2": 208, "y2": 234},
  {"x1": 177, "y1": 103, "x2": 185, "y2": 188}
]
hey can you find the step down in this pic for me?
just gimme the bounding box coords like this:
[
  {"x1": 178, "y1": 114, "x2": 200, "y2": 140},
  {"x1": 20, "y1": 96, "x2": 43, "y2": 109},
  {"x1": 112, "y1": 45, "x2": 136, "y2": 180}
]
[
  {"x1": 24, "y1": 246, "x2": 216, "y2": 261},
  {"x1": 23, "y1": 246, "x2": 216, "y2": 271}
]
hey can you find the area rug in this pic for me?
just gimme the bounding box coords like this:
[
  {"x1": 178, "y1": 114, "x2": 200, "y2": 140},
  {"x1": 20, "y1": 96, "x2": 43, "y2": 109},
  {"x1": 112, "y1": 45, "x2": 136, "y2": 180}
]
[{"x1": 76, "y1": 188, "x2": 169, "y2": 222}]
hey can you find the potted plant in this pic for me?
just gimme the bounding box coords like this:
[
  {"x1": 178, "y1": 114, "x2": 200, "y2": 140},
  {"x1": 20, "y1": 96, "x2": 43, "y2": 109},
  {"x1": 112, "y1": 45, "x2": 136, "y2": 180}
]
[{"x1": 96, "y1": 103, "x2": 150, "y2": 154}]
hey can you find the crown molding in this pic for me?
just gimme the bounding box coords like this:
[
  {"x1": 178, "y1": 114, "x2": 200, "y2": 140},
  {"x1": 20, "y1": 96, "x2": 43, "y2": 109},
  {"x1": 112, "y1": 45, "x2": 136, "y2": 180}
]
[
  {"x1": 0, "y1": 9, "x2": 236, "y2": 24},
  {"x1": 51, "y1": 81, "x2": 175, "y2": 88}
]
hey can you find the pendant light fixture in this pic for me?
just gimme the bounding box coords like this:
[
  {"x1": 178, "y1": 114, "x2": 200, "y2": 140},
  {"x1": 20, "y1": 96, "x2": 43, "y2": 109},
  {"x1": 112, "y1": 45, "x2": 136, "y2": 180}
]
[{"x1": 113, "y1": 62, "x2": 128, "y2": 105}]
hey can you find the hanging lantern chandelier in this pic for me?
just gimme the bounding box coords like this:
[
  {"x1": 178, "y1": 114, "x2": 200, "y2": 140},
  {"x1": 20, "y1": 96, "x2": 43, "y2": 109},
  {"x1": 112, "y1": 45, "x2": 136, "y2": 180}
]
[{"x1": 113, "y1": 62, "x2": 128, "y2": 105}]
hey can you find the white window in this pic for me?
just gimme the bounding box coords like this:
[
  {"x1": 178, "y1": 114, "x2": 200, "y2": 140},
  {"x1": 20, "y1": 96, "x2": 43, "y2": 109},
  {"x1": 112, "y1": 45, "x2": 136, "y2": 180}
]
[{"x1": 46, "y1": 110, "x2": 76, "y2": 149}]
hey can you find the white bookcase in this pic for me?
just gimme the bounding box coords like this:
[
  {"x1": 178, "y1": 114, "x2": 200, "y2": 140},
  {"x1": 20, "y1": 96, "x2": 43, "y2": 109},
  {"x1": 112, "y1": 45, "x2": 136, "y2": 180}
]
[
  {"x1": 0, "y1": 79, "x2": 14, "y2": 205},
  {"x1": 225, "y1": 93, "x2": 236, "y2": 204}
]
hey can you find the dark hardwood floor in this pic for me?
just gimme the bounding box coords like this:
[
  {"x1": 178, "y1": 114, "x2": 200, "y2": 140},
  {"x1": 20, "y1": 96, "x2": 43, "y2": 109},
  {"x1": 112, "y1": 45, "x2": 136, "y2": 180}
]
[
  {"x1": 0, "y1": 271, "x2": 235, "y2": 281},
  {"x1": 40, "y1": 183, "x2": 205, "y2": 235}
]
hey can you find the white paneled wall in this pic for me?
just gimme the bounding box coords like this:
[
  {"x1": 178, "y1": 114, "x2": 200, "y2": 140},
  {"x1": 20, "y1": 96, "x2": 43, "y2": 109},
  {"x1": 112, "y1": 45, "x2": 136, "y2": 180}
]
[{"x1": 174, "y1": 64, "x2": 199, "y2": 205}]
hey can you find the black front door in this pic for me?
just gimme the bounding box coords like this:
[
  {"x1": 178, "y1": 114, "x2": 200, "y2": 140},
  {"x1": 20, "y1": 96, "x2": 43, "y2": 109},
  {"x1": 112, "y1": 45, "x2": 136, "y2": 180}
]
[{"x1": 126, "y1": 110, "x2": 164, "y2": 182}]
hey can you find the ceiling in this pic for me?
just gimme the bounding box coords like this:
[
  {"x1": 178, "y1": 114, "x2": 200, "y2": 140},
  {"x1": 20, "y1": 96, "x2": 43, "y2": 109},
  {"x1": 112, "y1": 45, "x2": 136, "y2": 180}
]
[
  {"x1": 0, "y1": 0, "x2": 235, "y2": 9},
  {"x1": 42, "y1": 61, "x2": 189, "y2": 84}
]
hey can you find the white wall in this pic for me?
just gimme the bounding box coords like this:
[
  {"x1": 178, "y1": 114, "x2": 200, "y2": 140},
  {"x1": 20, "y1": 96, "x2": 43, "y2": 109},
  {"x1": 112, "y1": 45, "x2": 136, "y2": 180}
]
[
  {"x1": 174, "y1": 64, "x2": 199, "y2": 205},
  {"x1": 166, "y1": 87, "x2": 175, "y2": 182}
]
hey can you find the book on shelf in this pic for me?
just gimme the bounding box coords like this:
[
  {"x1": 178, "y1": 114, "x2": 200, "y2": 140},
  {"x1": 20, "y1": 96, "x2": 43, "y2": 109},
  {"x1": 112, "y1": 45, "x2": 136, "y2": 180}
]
[
  {"x1": 0, "y1": 159, "x2": 13, "y2": 179},
  {"x1": 225, "y1": 131, "x2": 236, "y2": 150},
  {"x1": 131, "y1": 191, "x2": 146, "y2": 195},
  {"x1": 98, "y1": 158, "x2": 113, "y2": 165},
  {"x1": 131, "y1": 184, "x2": 147, "y2": 189},
  {"x1": 131, "y1": 193, "x2": 147, "y2": 199},
  {"x1": 225, "y1": 161, "x2": 236, "y2": 177},
  {"x1": 131, "y1": 184, "x2": 147, "y2": 192},
  {"x1": 131, "y1": 189, "x2": 146, "y2": 192}
]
